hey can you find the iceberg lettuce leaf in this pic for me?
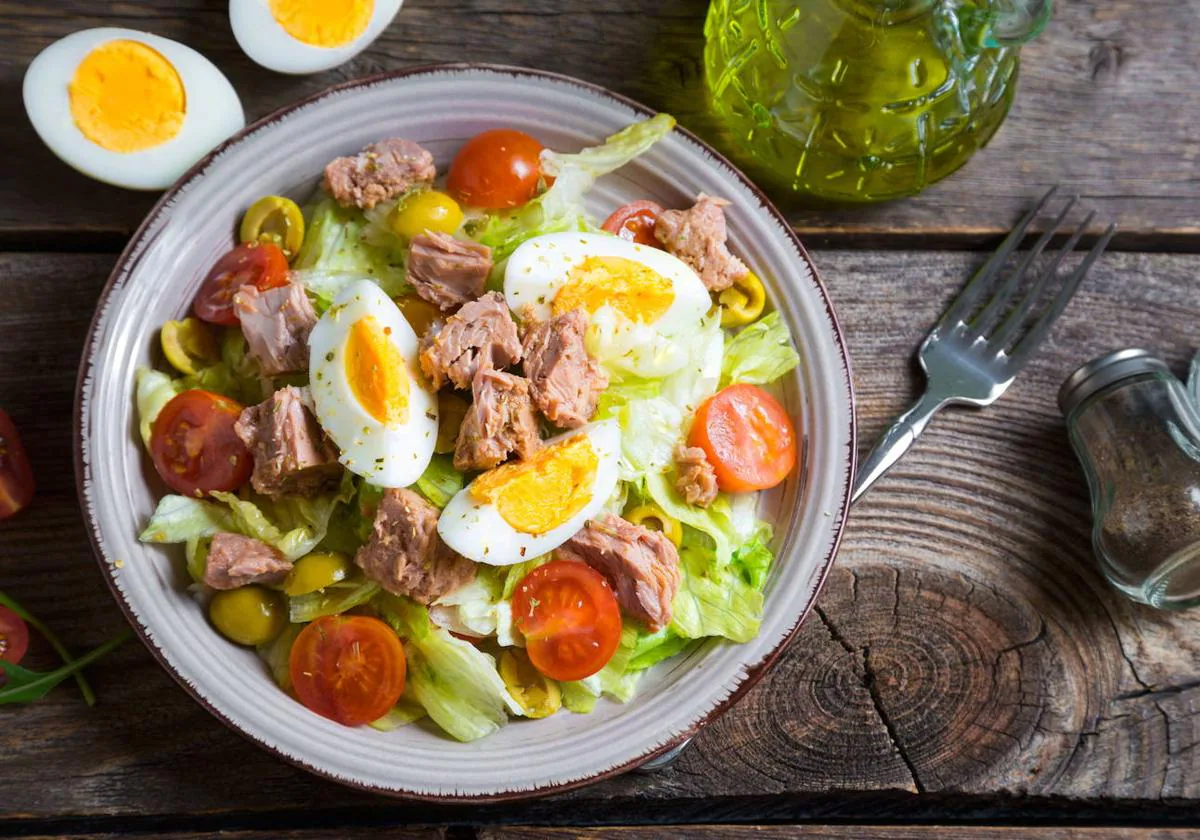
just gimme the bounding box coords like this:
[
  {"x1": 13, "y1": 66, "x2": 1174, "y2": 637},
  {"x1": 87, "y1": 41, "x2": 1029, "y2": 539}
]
[
  {"x1": 413, "y1": 455, "x2": 465, "y2": 509},
  {"x1": 720, "y1": 311, "x2": 800, "y2": 388},
  {"x1": 670, "y1": 540, "x2": 763, "y2": 643}
]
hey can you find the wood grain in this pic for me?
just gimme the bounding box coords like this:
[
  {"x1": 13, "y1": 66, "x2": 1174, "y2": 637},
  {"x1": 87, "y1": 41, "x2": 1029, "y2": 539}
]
[
  {"x1": 0, "y1": 0, "x2": 1196, "y2": 248},
  {"x1": 4, "y1": 248, "x2": 1200, "y2": 826},
  {"x1": 482, "y1": 830, "x2": 1200, "y2": 839}
]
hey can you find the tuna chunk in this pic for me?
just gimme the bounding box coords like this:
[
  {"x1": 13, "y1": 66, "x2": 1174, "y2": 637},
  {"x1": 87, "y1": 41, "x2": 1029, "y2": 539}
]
[
  {"x1": 406, "y1": 231, "x2": 493, "y2": 312},
  {"x1": 420, "y1": 292, "x2": 522, "y2": 390},
  {"x1": 454, "y1": 368, "x2": 542, "y2": 471},
  {"x1": 521, "y1": 308, "x2": 608, "y2": 429},
  {"x1": 355, "y1": 488, "x2": 476, "y2": 604},
  {"x1": 674, "y1": 444, "x2": 719, "y2": 507},
  {"x1": 555, "y1": 514, "x2": 681, "y2": 631},
  {"x1": 323, "y1": 138, "x2": 436, "y2": 210},
  {"x1": 234, "y1": 282, "x2": 318, "y2": 377},
  {"x1": 654, "y1": 194, "x2": 748, "y2": 292},
  {"x1": 203, "y1": 532, "x2": 292, "y2": 591},
  {"x1": 234, "y1": 387, "x2": 342, "y2": 498}
]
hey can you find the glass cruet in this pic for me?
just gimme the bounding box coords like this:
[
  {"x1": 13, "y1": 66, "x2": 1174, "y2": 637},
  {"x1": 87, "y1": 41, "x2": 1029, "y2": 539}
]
[{"x1": 703, "y1": 0, "x2": 1053, "y2": 202}]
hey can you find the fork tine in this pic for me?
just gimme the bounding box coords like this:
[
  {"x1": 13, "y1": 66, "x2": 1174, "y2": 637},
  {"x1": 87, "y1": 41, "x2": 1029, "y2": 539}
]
[
  {"x1": 989, "y1": 209, "x2": 1096, "y2": 351},
  {"x1": 970, "y1": 195, "x2": 1078, "y2": 337},
  {"x1": 936, "y1": 186, "x2": 1059, "y2": 331},
  {"x1": 1007, "y1": 223, "x2": 1117, "y2": 368}
]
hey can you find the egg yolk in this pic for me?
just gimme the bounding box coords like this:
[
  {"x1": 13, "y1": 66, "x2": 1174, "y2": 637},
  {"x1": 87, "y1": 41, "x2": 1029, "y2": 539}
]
[
  {"x1": 68, "y1": 40, "x2": 186, "y2": 153},
  {"x1": 344, "y1": 316, "x2": 409, "y2": 425},
  {"x1": 469, "y1": 436, "x2": 599, "y2": 535},
  {"x1": 268, "y1": 0, "x2": 374, "y2": 47},
  {"x1": 553, "y1": 256, "x2": 675, "y2": 324}
]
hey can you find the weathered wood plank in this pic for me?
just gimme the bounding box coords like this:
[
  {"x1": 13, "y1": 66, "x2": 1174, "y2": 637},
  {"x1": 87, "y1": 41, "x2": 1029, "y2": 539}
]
[
  {"x1": 0, "y1": 0, "x2": 1196, "y2": 248},
  {"x1": 20, "y1": 832, "x2": 442, "y2": 840},
  {"x1": 482, "y1": 829, "x2": 1200, "y2": 839},
  {"x1": 3, "y1": 250, "x2": 1200, "y2": 822}
]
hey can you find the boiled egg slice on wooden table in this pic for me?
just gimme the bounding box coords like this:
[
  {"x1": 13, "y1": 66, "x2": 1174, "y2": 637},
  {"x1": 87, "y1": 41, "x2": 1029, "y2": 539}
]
[
  {"x1": 230, "y1": 0, "x2": 403, "y2": 74},
  {"x1": 23, "y1": 28, "x2": 244, "y2": 191}
]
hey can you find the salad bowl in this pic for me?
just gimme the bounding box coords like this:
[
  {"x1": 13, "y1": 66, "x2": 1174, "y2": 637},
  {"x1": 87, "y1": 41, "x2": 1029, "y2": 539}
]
[{"x1": 75, "y1": 64, "x2": 855, "y2": 800}]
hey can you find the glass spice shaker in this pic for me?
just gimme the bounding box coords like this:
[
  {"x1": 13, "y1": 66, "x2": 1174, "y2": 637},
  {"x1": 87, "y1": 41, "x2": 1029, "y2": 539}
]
[{"x1": 1059, "y1": 349, "x2": 1200, "y2": 609}]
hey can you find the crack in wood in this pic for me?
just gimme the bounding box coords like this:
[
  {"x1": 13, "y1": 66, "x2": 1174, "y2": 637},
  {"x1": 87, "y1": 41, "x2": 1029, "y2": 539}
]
[{"x1": 1115, "y1": 679, "x2": 1200, "y2": 703}]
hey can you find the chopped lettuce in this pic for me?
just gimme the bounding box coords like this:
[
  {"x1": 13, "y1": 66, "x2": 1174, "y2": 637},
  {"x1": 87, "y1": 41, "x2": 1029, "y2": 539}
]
[
  {"x1": 185, "y1": 536, "x2": 210, "y2": 584},
  {"x1": 670, "y1": 539, "x2": 764, "y2": 643},
  {"x1": 257, "y1": 622, "x2": 303, "y2": 692},
  {"x1": 378, "y1": 594, "x2": 523, "y2": 742},
  {"x1": 732, "y1": 536, "x2": 775, "y2": 592},
  {"x1": 466, "y1": 114, "x2": 676, "y2": 268},
  {"x1": 140, "y1": 495, "x2": 235, "y2": 544},
  {"x1": 289, "y1": 578, "x2": 380, "y2": 623},
  {"x1": 500, "y1": 557, "x2": 549, "y2": 600},
  {"x1": 611, "y1": 397, "x2": 684, "y2": 483},
  {"x1": 560, "y1": 623, "x2": 641, "y2": 712},
  {"x1": 429, "y1": 569, "x2": 520, "y2": 647},
  {"x1": 720, "y1": 311, "x2": 800, "y2": 388},
  {"x1": 629, "y1": 627, "x2": 693, "y2": 671},
  {"x1": 211, "y1": 471, "x2": 356, "y2": 561},
  {"x1": 644, "y1": 471, "x2": 735, "y2": 567},
  {"x1": 135, "y1": 367, "x2": 181, "y2": 448},
  {"x1": 414, "y1": 455, "x2": 465, "y2": 509},
  {"x1": 369, "y1": 695, "x2": 427, "y2": 732},
  {"x1": 293, "y1": 199, "x2": 410, "y2": 303}
]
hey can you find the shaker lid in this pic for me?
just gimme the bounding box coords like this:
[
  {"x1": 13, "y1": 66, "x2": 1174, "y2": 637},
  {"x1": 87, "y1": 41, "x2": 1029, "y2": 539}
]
[{"x1": 1058, "y1": 348, "x2": 1171, "y2": 416}]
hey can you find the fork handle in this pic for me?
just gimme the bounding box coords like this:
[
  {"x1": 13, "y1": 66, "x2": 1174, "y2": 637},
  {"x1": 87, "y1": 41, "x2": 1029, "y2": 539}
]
[{"x1": 851, "y1": 391, "x2": 947, "y2": 504}]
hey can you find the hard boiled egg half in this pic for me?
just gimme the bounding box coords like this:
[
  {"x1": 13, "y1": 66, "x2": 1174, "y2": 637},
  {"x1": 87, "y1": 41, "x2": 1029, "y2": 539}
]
[
  {"x1": 309, "y1": 280, "x2": 437, "y2": 488},
  {"x1": 504, "y1": 232, "x2": 711, "y2": 378},
  {"x1": 231, "y1": 0, "x2": 403, "y2": 74},
  {"x1": 23, "y1": 29, "x2": 244, "y2": 191},
  {"x1": 439, "y1": 421, "x2": 621, "y2": 566}
]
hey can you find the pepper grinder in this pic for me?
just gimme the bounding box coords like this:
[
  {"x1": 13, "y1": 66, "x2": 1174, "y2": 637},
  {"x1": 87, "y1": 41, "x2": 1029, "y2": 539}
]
[{"x1": 1059, "y1": 349, "x2": 1200, "y2": 609}]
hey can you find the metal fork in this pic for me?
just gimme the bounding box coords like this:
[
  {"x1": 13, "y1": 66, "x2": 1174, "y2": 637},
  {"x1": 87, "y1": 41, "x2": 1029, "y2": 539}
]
[{"x1": 851, "y1": 187, "x2": 1117, "y2": 503}]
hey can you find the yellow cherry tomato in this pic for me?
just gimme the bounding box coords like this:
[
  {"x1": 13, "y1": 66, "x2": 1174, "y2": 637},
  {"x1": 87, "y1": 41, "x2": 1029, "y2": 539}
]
[
  {"x1": 284, "y1": 552, "x2": 352, "y2": 597},
  {"x1": 160, "y1": 317, "x2": 220, "y2": 375},
  {"x1": 209, "y1": 586, "x2": 286, "y2": 647},
  {"x1": 389, "y1": 190, "x2": 464, "y2": 238},
  {"x1": 499, "y1": 648, "x2": 562, "y2": 719},
  {"x1": 395, "y1": 294, "x2": 442, "y2": 338},
  {"x1": 240, "y1": 195, "x2": 305, "y2": 260},
  {"x1": 435, "y1": 392, "x2": 470, "y2": 455},
  {"x1": 718, "y1": 270, "x2": 767, "y2": 327},
  {"x1": 625, "y1": 504, "x2": 683, "y2": 548}
]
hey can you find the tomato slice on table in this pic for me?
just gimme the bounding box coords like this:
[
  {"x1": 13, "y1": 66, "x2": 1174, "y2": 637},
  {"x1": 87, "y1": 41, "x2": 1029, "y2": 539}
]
[
  {"x1": 149, "y1": 390, "x2": 252, "y2": 497},
  {"x1": 0, "y1": 409, "x2": 35, "y2": 521},
  {"x1": 689, "y1": 383, "x2": 797, "y2": 493},
  {"x1": 512, "y1": 559, "x2": 622, "y2": 682},
  {"x1": 447, "y1": 129, "x2": 546, "y2": 209},
  {"x1": 289, "y1": 615, "x2": 407, "y2": 727},
  {"x1": 0, "y1": 605, "x2": 29, "y2": 667},
  {"x1": 601, "y1": 200, "x2": 664, "y2": 247},
  {"x1": 193, "y1": 241, "x2": 289, "y2": 326}
]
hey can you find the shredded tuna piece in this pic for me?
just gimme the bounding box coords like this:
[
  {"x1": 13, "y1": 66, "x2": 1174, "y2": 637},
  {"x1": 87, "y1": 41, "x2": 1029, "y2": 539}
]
[
  {"x1": 354, "y1": 488, "x2": 476, "y2": 604},
  {"x1": 654, "y1": 194, "x2": 748, "y2": 292},
  {"x1": 453, "y1": 368, "x2": 542, "y2": 471},
  {"x1": 406, "y1": 231, "x2": 493, "y2": 312},
  {"x1": 673, "y1": 444, "x2": 719, "y2": 507},
  {"x1": 203, "y1": 532, "x2": 292, "y2": 590},
  {"x1": 234, "y1": 282, "x2": 318, "y2": 377},
  {"x1": 322, "y1": 138, "x2": 436, "y2": 210},
  {"x1": 521, "y1": 308, "x2": 608, "y2": 429},
  {"x1": 234, "y1": 387, "x2": 342, "y2": 498},
  {"x1": 556, "y1": 514, "x2": 681, "y2": 631},
  {"x1": 419, "y1": 292, "x2": 522, "y2": 390}
]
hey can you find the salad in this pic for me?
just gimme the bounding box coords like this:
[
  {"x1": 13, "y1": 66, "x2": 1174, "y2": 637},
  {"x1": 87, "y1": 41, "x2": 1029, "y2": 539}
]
[{"x1": 135, "y1": 115, "x2": 802, "y2": 741}]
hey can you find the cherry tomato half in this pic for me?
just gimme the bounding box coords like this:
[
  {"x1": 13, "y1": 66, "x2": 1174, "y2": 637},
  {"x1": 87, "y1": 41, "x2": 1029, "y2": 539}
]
[
  {"x1": 149, "y1": 390, "x2": 252, "y2": 498},
  {"x1": 512, "y1": 560, "x2": 622, "y2": 682},
  {"x1": 193, "y1": 241, "x2": 289, "y2": 326},
  {"x1": 688, "y1": 383, "x2": 797, "y2": 493},
  {"x1": 0, "y1": 409, "x2": 34, "y2": 521},
  {"x1": 602, "y1": 200, "x2": 665, "y2": 247},
  {"x1": 289, "y1": 615, "x2": 407, "y2": 727},
  {"x1": 0, "y1": 605, "x2": 29, "y2": 666},
  {"x1": 447, "y1": 129, "x2": 545, "y2": 209}
]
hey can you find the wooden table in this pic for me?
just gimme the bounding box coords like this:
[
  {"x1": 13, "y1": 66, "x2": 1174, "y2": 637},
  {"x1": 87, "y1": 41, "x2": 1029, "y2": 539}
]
[{"x1": 3, "y1": 1, "x2": 1200, "y2": 837}]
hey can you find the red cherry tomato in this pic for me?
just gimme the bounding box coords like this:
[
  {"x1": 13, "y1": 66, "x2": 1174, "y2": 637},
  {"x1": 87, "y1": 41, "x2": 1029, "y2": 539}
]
[
  {"x1": 602, "y1": 200, "x2": 664, "y2": 247},
  {"x1": 0, "y1": 605, "x2": 29, "y2": 667},
  {"x1": 149, "y1": 390, "x2": 252, "y2": 498},
  {"x1": 193, "y1": 242, "x2": 289, "y2": 326},
  {"x1": 512, "y1": 559, "x2": 622, "y2": 682},
  {"x1": 289, "y1": 615, "x2": 407, "y2": 727},
  {"x1": 447, "y1": 129, "x2": 545, "y2": 209},
  {"x1": 0, "y1": 409, "x2": 34, "y2": 521},
  {"x1": 688, "y1": 384, "x2": 797, "y2": 493}
]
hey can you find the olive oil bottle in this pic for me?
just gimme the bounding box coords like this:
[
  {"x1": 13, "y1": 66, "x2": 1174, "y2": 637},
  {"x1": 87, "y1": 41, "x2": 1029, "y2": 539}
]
[{"x1": 704, "y1": 0, "x2": 1051, "y2": 202}]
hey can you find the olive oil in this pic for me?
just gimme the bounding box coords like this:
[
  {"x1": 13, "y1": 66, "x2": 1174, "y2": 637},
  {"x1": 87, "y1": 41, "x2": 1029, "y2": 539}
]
[{"x1": 704, "y1": 0, "x2": 1026, "y2": 202}]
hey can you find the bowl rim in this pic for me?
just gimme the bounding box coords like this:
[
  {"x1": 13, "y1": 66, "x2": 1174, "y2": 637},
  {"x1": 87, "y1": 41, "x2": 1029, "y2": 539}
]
[{"x1": 73, "y1": 62, "x2": 857, "y2": 802}]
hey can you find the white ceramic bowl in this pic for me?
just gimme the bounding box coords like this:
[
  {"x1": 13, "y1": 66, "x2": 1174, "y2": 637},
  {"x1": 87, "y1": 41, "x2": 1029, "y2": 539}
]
[{"x1": 75, "y1": 65, "x2": 855, "y2": 800}]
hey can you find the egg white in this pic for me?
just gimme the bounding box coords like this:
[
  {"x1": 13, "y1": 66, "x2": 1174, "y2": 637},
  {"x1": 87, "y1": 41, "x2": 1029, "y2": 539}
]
[
  {"x1": 504, "y1": 231, "x2": 711, "y2": 335},
  {"x1": 22, "y1": 28, "x2": 244, "y2": 191},
  {"x1": 308, "y1": 279, "x2": 437, "y2": 488},
  {"x1": 229, "y1": 0, "x2": 403, "y2": 74},
  {"x1": 438, "y1": 420, "x2": 622, "y2": 566}
]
